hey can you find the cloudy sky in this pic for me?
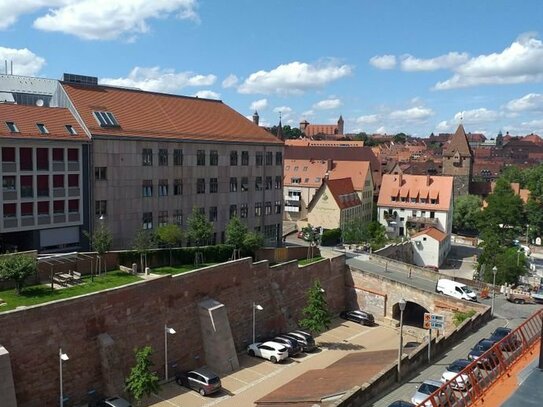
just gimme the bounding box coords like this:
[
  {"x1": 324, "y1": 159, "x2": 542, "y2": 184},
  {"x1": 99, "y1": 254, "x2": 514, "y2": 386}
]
[{"x1": 1, "y1": 0, "x2": 543, "y2": 136}]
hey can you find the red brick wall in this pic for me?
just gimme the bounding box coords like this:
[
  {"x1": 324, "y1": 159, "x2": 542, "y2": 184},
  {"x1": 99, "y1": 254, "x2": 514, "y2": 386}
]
[{"x1": 0, "y1": 256, "x2": 346, "y2": 407}]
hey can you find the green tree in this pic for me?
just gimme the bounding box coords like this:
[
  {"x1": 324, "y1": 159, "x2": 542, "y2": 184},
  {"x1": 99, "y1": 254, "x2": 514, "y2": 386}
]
[
  {"x1": 243, "y1": 231, "x2": 264, "y2": 255},
  {"x1": 302, "y1": 224, "x2": 320, "y2": 259},
  {"x1": 481, "y1": 247, "x2": 526, "y2": 285},
  {"x1": 341, "y1": 218, "x2": 368, "y2": 244},
  {"x1": 367, "y1": 221, "x2": 387, "y2": 250},
  {"x1": 525, "y1": 197, "x2": 543, "y2": 241},
  {"x1": 155, "y1": 224, "x2": 183, "y2": 266},
  {"x1": 132, "y1": 230, "x2": 156, "y2": 273},
  {"x1": 0, "y1": 253, "x2": 37, "y2": 295},
  {"x1": 125, "y1": 346, "x2": 160, "y2": 404},
  {"x1": 225, "y1": 216, "x2": 248, "y2": 250},
  {"x1": 393, "y1": 132, "x2": 408, "y2": 143},
  {"x1": 299, "y1": 280, "x2": 331, "y2": 334},
  {"x1": 500, "y1": 165, "x2": 525, "y2": 185},
  {"x1": 187, "y1": 209, "x2": 213, "y2": 247},
  {"x1": 453, "y1": 195, "x2": 482, "y2": 232},
  {"x1": 85, "y1": 223, "x2": 112, "y2": 275}
]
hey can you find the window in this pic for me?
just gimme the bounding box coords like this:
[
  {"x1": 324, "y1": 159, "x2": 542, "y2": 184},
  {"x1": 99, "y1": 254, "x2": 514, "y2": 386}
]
[
  {"x1": 20, "y1": 148, "x2": 33, "y2": 171},
  {"x1": 275, "y1": 176, "x2": 282, "y2": 189},
  {"x1": 36, "y1": 123, "x2": 48, "y2": 134},
  {"x1": 240, "y1": 203, "x2": 248, "y2": 218},
  {"x1": 210, "y1": 150, "x2": 218, "y2": 166},
  {"x1": 209, "y1": 178, "x2": 218, "y2": 193},
  {"x1": 241, "y1": 151, "x2": 249, "y2": 165},
  {"x1": 67, "y1": 148, "x2": 79, "y2": 162},
  {"x1": 294, "y1": 166, "x2": 299, "y2": 171},
  {"x1": 159, "y1": 180, "x2": 168, "y2": 196},
  {"x1": 158, "y1": 211, "x2": 168, "y2": 226},
  {"x1": 68, "y1": 174, "x2": 79, "y2": 188},
  {"x1": 275, "y1": 151, "x2": 282, "y2": 165},
  {"x1": 142, "y1": 212, "x2": 153, "y2": 229},
  {"x1": 209, "y1": 206, "x2": 218, "y2": 222},
  {"x1": 5, "y1": 122, "x2": 19, "y2": 132},
  {"x1": 197, "y1": 178, "x2": 205, "y2": 194},
  {"x1": 430, "y1": 198, "x2": 437, "y2": 204},
  {"x1": 230, "y1": 177, "x2": 238, "y2": 192},
  {"x1": 68, "y1": 199, "x2": 78, "y2": 213},
  {"x1": 230, "y1": 204, "x2": 237, "y2": 219},
  {"x1": 291, "y1": 177, "x2": 301, "y2": 184},
  {"x1": 93, "y1": 111, "x2": 119, "y2": 127},
  {"x1": 65, "y1": 125, "x2": 77, "y2": 135},
  {"x1": 174, "y1": 179, "x2": 183, "y2": 195},
  {"x1": 241, "y1": 177, "x2": 249, "y2": 192},
  {"x1": 53, "y1": 201, "x2": 64, "y2": 215},
  {"x1": 36, "y1": 148, "x2": 49, "y2": 170},
  {"x1": 2, "y1": 147, "x2": 15, "y2": 162},
  {"x1": 265, "y1": 176, "x2": 272, "y2": 190},
  {"x1": 159, "y1": 149, "x2": 168, "y2": 166},
  {"x1": 303, "y1": 166, "x2": 308, "y2": 172},
  {"x1": 255, "y1": 202, "x2": 262, "y2": 217},
  {"x1": 96, "y1": 200, "x2": 107, "y2": 216},
  {"x1": 265, "y1": 201, "x2": 272, "y2": 215},
  {"x1": 3, "y1": 203, "x2": 16, "y2": 218},
  {"x1": 174, "y1": 149, "x2": 183, "y2": 166},
  {"x1": 21, "y1": 202, "x2": 33, "y2": 217},
  {"x1": 430, "y1": 211, "x2": 435, "y2": 218},
  {"x1": 275, "y1": 200, "x2": 282, "y2": 214},
  {"x1": 95, "y1": 167, "x2": 107, "y2": 180},
  {"x1": 2, "y1": 176, "x2": 15, "y2": 191},
  {"x1": 38, "y1": 201, "x2": 49, "y2": 216},
  {"x1": 142, "y1": 149, "x2": 153, "y2": 166},
  {"x1": 255, "y1": 176, "x2": 263, "y2": 191},
  {"x1": 20, "y1": 175, "x2": 33, "y2": 197},
  {"x1": 142, "y1": 180, "x2": 153, "y2": 197},
  {"x1": 256, "y1": 152, "x2": 263, "y2": 166},
  {"x1": 37, "y1": 175, "x2": 49, "y2": 197},
  {"x1": 173, "y1": 210, "x2": 183, "y2": 226},
  {"x1": 197, "y1": 150, "x2": 206, "y2": 166},
  {"x1": 230, "y1": 151, "x2": 238, "y2": 166},
  {"x1": 266, "y1": 151, "x2": 273, "y2": 165}
]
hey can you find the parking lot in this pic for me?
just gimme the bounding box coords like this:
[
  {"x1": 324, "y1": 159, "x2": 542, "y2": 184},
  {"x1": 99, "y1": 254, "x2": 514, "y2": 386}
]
[{"x1": 140, "y1": 318, "x2": 415, "y2": 407}]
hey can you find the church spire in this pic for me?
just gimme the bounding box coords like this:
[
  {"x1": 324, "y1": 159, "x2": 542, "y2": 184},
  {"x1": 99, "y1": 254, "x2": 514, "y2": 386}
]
[
  {"x1": 276, "y1": 111, "x2": 284, "y2": 141},
  {"x1": 252, "y1": 110, "x2": 259, "y2": 126}
]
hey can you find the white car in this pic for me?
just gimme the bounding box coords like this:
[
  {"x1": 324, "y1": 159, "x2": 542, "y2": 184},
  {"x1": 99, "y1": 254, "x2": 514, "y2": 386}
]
[
  {"x1": 440, "y1": 359, "x2": 480, "y2": 391},
  {"x1": 247, "y1": 341, "x2": 289, "y2": 363}
]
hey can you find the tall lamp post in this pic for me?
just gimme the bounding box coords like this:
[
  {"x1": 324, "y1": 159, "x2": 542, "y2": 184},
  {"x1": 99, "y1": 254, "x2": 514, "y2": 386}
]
[
  {"x1": 491, "y1": 266, "x2": 498, "y2": 317},
  {"x1": 164, "y1": 325, "x2": 176, "y2": 380},
  {"x1": 397, "y1": 298, "x2": 407, "y2": 381},
  {"x1": 59, "y1": 348, "x2": 69, "y2": 407},
  {"x1": 252, "y1": 302, "x2": 263, "y2": 343}
]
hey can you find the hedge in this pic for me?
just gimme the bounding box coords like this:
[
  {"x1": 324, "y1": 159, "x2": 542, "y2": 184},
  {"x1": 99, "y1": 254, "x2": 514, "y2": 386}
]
[{"x1": 321, "y1": 228, "x2": 342, "y2": 246}]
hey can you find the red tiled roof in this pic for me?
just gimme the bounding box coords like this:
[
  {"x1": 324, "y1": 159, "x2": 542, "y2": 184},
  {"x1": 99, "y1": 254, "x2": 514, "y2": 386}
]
[
  {"x1": 443, "y1": 124, "x2": 473, "y2": 157},
  {"x1": 0, "y1": 104, "x2": 88, "y2": 141},
  {"x1": 325, "y1": 178, "x2": 361, "y2": 209},
  {"x1": 61, "y1": 83, "x2": 282, "y2": 144},
  {"x1": 412, "y1": 227, "x2": 447, "y2": 242}
]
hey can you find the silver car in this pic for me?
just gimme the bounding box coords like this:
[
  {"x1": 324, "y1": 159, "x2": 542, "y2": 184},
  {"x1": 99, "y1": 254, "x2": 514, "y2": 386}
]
[{"x1": 411, "y1": 379, "x2": 453, "y2": 406}]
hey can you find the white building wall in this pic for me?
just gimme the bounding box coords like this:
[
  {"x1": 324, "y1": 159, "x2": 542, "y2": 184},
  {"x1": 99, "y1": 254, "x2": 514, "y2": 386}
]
[
  {"x1": 412, "y1": 235, "x2": 441, "y2": 267},
  {"x1": 377, "y1": 206, "x2": 449, "y2": 237}
]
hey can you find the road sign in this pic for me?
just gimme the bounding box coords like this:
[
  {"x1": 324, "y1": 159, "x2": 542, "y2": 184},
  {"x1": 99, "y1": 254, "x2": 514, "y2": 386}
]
[{"x1": 423, "y1": 312, "x2": 444, "y2": 330}]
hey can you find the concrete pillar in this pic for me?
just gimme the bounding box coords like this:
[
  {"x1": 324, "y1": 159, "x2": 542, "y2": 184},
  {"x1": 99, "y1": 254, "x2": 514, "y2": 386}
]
[
  {"x1": 0, "y1": 345, "x2": 17, "y2": 407},
  {"x1": 198, "y1": 299, "x2": 239, "y2": 374},
  {"x1": 97, "y1": 333, "x2": 126, "y2": 398}
]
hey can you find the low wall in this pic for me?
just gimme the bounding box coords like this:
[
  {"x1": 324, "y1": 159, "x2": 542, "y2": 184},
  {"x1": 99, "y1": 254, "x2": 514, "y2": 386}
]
[
  {"x1": 255, "y1": 246, "x2": 321, "y2": 263},
  {"x1": 374, "y1": 242, "x2": 413, "y2": 264}
]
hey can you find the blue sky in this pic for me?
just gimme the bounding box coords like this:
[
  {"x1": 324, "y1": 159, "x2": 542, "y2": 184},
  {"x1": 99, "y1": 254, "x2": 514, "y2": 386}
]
[{"x1": 1, "y1": 0, "x2": 543, "y2": 137}]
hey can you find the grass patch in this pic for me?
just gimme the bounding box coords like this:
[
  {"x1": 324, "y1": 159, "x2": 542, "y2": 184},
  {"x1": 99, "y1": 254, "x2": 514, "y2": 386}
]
[
  {"x1": 298, "y1": 256, "x2": 324, "y2": 266},
  {"x1": 0, "y1": 271, "x2": 141, "y2": 313},
  {"x1": 151, "y1": 263, "x2": 217, "y2": 275},
  {"x1": 452, "y1": 309, "x2": 477, "y2": 326}
]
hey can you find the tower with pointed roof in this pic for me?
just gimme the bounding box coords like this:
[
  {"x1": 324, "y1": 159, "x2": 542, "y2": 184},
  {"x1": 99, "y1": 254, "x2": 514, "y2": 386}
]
[
  {"x1": 442, "y1": 124, "x2": 473, "y2": 197},
  {"x1": 337, "y1": 115, "x2": 344, "y2": 135},
  {"x1": 252, "y1": 110, "x2": 259, "y2": 126},
  {"x1": 276, "y1": 114, "x2": 284, "y2": 141}
]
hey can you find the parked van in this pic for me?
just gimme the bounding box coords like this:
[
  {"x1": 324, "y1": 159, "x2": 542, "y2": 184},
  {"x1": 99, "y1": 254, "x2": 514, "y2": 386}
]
[{"x1": 436, "y1": 279, "x2": 477, "y2": 302}]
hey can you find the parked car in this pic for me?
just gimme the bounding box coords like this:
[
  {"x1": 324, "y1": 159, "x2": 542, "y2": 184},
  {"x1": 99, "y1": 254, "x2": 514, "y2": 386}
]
[
  {"x1": 272, "y1": 336, "x2": 302, "y2": 356},
  {"x1": 489, "y1": 327, "x2": 522, "y2": 351},
  {"x1": 282, "y1": 331, "x2": 318, "y2": 352},
  {"x1": 440, "y1": 358, "x2": 480, "y2": 390},
  {"x1": 340, "y1": 309, "x2": 375, "y2": 326},
  {"x1": 387, "y1": 401, "x2": 415, "y2": 407},
  {"x1": 507, "y1": 292, "x2": 535, "y2": 304},
  {"x1": 468, "y1": 339, "x2": 500, "y2": 369},
  {"x1": 247, "y1": 341, "x2": 289, "y2": 363},
  {"x1": 411, "y1": 379, "x2": 453, "y2": 406},
  {"x1": 94, "y1": 397, "x2": 132, "y2": 407},
  {"x1": 175, "y1": 367, "x2": 222, "y2": 396}
]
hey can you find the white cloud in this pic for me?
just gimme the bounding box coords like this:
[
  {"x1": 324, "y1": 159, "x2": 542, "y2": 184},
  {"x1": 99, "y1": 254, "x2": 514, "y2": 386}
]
[
  {"x1": 375, "y1": 126, "x2": 387, "y2": 134},
  {"x1": 506, "y1": 93, "x2": 543, "y2": 112},
  {"x1": 454, "y1": 108, "x2": 499, "y2": 124},
  {"x1": 313, "y1": 98, "x2": 342, "y2": 110},
  {"x1": 273, "y1": 106, "x2": 293, "y2": 120},
  {"x1": 192, "y1": 90, "x2": 220, "y2": 99},
  {"x1": 238, "y1": 60, "x2": 353, "y2": 95},
  {"x1": 389, "y1": 106, "x2": 434, "y2": 122},
  {"x1": 355, "y1": 114, "x2": 379, "y2": 125},
  {"x1": 435, "y1": 120, "x2": 451, "y2": 132},
  {"x1": 250, "y1": 98, "x2": 268, "y2": 111},
  {"x1": 400, "y1": 52, "x2": 469, "y2": 71},
  {"x1": 369, "y1": 54, "x2": 396, "y2": 70},
  {"x1": 0, "y1": 46, "x2": 45, "y2": 76},
  {"x1": 435, "y1": 33, "x2": 543, "y2": 90},
  {"x1": 301, "y1": 110, "x2": 314, "y2": 117},
  {"x1": 30, "y1": 0, "x2": 199, "y2": 40},
  {"x1": 0, "y1": 0, "x2": 69, "y2": 30},
  {"x1": 222, "y1": 74, "x2": 238, "y2": 88},
  {"x1": 100, "y1": 66, "x2": 216, "y2": 93}
]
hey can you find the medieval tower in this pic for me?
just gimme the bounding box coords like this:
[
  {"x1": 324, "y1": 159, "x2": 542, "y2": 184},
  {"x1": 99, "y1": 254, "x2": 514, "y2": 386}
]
[{"x1": 442, "y1": 124, "x2": 473, "y2": 197}]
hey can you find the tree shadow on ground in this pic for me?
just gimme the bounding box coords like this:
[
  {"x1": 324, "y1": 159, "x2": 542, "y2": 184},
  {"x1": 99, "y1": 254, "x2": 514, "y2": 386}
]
[{"x1": 319, "y1": 341, "x2": 365, "y2": 351}]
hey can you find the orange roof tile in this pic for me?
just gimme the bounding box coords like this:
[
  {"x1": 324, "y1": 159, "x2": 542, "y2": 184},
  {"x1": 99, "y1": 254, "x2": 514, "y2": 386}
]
[
  {"x1": 328, "y1": 161, "x2": 371, "y2": 191},
  {"x1": 61, "y1": 83, "x2": 282, "y2": 144},
  {"x1": 412, "y1": 227, "x2": 447, "y2": 242},
  {"x1": 309, "y1": 178, "x2": 361, "y2": 210},
  {"x1": 0, "y1": 104, "x2": 88, "y2": 141},
  {"x1": 285, "y1": 139, "x2": 364, "y2": 147}
]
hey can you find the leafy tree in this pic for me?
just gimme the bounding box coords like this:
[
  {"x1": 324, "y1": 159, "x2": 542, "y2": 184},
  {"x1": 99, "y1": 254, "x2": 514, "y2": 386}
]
[
  {"x1": 132, "y1": 230, "x2": 156, "y2": 273},
  {"x1": 302, "y1": 224, "x2": 320, "y2": 259},
  {"x1": 0, "y1": 253, "x2": 37, "y2": 295},
  {"x1": 342, "y1": 218, "x2": 368, "y2": 244},
  {"x1": 525, "y1": 197, "x2": 543, "y2": 241},
  {"x1": 85, "y1": 223, "x2": 112, "y2": 275},
  {"x1": 500, "y1": 165, "x2": 524, "y2": 185},
  {"x1": 125, "y1": 346, "x2": 160, "y2": 404},
  {"x1": 299, "y1": 280, "x2": 332, "y2": 334},
  {"x1": 186, "y1": 209, "x2": 213, "y2": 247},
  {"x1": 453, "y1": 195, "x2": 482, "y2": 232},
  {"x1": 155, "y1": 224, "x2": 183, "y2": 266},
  {"x1": 270, "y1": 125, "x2": 304, "y2": 140},
  {"x1": 481, "y1": 247, "x2": 526, "y2": 285},
  {"x1": 367, "y1": 221, "x2": 387, "y2": 250},
  {"x1": 243, "y1": 231, "x2": 264, "y2": 255},
  {"x1": 393, "y1": 132, "x2": 407, "y2": 143},
  {"x1": 225, "y1": 216, "x2": 248, "y2": 250}
]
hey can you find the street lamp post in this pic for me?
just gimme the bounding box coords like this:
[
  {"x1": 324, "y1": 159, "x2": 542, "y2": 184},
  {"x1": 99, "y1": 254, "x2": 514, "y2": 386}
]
[
  {"x1": 397, "y1": 299, "x2": 407, "y2": 381},
  {"x1": 252, "y1": 302, "x2": 263, "y2": 344},
  {"x1": 491, "y1": 266, "x2": 498, "y2": 317},
  {"x1": 164, "y1": 325, "x2": 176, "y2": 381},
  {"x1": 59, "y1": 348, "x2": 69, "y2": 407}
]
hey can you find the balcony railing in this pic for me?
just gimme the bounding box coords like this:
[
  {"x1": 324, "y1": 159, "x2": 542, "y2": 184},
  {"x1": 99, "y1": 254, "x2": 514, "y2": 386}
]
[
  {"x1": 407, "y1": 216, "x2": 438, "y2": 225},
  {"x1": 285, "y1": 195, "x2": 300, "y2": 201}
]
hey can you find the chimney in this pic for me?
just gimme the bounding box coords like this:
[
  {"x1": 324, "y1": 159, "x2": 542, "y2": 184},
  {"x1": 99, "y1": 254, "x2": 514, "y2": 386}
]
[
  {"x1": 426, "y1": 174, "x2": 431, "y2": 186},
  {"x1": 398, "y1": 173, "x2": 403, "y2": 186},
  {"x1": 327, "y1": 159, "x2": 333, "y2": 171}
]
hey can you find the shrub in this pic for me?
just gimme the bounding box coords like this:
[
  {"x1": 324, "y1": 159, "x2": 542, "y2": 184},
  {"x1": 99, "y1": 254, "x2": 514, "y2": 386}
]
[
  {"x1": 452, "y1": 309, "x2": 476, "y2": 326},
  {"x1": 321, "y1": 228, "x2": 341, "y2": 246}
]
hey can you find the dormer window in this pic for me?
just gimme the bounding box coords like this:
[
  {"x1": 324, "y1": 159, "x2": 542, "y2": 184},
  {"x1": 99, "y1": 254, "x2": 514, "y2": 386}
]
[
  {"x1": 93, "y1": 111, "x2": 119, "y2": 127},
  {"x1": 5, "y1": 121, "x2": 19, "y2": 132},
  {"x1": 65, "y1": 125, "x2": 77, "y2": 135},
  {"x1": 37, "y1": 123, "x2": 48, "y2": 134}
]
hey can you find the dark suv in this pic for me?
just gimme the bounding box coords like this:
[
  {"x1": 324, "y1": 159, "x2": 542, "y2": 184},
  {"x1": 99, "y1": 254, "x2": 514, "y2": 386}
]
[
  {"x1": 282, "y1": 331, "x2": 318, "y2": 352},
  {"x1": 272, "y1": 336, "x2": 302, "y2": 356},
  {"x1": 175, "y1": 367, "x2": 222, "y2": 396},
  {"x1": 489, "y1": 327, "x2": 521, "y2": 351},
  {"x1": 340, "y1": 309, "x2": 375, "y2": 326}
]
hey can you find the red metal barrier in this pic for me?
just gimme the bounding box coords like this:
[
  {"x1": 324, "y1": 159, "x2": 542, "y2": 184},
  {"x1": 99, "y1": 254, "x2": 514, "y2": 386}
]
[{"x1": 416, "y1": 309, "x2": 542, "y2": 407}]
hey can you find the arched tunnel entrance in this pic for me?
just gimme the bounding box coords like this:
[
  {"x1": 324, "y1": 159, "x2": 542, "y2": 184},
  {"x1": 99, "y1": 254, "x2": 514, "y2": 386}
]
[{"x1": 392, "y1": 301, "x2": 429, "y2": 328}]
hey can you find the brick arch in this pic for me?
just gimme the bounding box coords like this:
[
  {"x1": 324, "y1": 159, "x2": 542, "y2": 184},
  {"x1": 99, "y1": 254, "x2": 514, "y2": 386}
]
[{"x1": 392, "y1": 300, "x2": 429, "y2": 328}]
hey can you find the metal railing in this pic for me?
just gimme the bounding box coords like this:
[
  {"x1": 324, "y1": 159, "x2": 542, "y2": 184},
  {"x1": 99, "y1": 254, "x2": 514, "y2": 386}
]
[{"x1": 417, "y1": 309, "x2": 542, "y2": 406}]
